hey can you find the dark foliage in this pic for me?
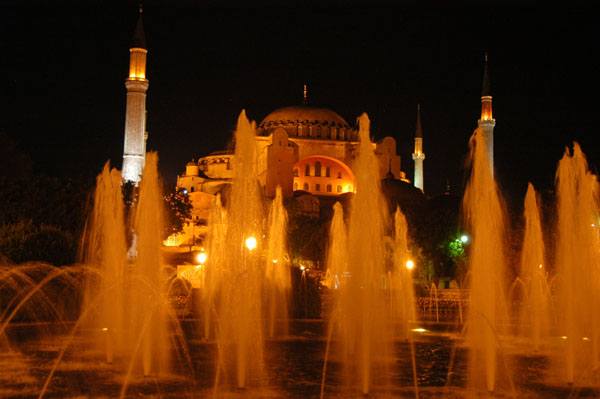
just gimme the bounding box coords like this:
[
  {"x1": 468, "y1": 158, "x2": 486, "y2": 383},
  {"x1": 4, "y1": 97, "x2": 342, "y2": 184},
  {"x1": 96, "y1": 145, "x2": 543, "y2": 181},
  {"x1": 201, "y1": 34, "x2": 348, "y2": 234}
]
[
  {"x1": 0, "y1": 174, "x2": 93, "y2": 237},
  {"x1": 290, "y1": 267, "x2": 322, "y2": 319},
  {"x1": 410, "y1": 195, "x2": 464, "y2": 287},
  {"x1": 163, "y1": 187, "x2": 193, "y2": 240},
  {"x1": 0, "y1": 221, "x2": 77, "y2": 265},
  {"x1": 0, "y1": 173, "x2": 93, "y2": 265},
  {"x1": 0, "y1": 132, "x2": 33, "y2": 182},
  {"x1": 121, "y1": 181, "x2": 193, "y2": 240}
]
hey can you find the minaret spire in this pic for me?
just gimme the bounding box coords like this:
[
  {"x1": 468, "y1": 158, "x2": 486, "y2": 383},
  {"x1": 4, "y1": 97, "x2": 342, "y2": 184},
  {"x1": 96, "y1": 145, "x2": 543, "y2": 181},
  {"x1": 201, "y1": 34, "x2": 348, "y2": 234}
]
[
  {"x1": 302, "y1": 84, "x2": 308, "y2": 105},
  {"x1": 412, "y1": 104, "x2": 425, "y2": 193},
  {"x1": 477, "y1": 52, "x2": 496, "y2": 176},
  {"x1": 122, "y1": 7, "x2": 149, "y2": 183}
]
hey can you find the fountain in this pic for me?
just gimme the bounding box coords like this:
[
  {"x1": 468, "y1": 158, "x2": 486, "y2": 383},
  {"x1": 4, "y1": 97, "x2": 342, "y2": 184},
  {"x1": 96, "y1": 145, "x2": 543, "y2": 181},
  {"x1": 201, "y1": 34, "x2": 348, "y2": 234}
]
[
  {"x1": 322, "y1": 114, "x2": 417, "y2": 396},
  {"x1": 203, "y1": 110, "x2": 266, "y2": 390},
  {"x1": 3, "y1": 111, "x2": 600, "y2": 399},
  {"x1": 337, "y1": 113, "x2": 391, "y2": 394},
  {"x1": 462, "y1": 127, "x2": 510, "y2": 393},
  {"x1": 555, "y1": 143, "x2": 600, "y2": 385},
  {"x1": 324, "y1": 202, "x2": 347, "y2": 292},
  {"x1": 518, "y1": 183, "x2": 551, "y2": 352},
  {"x1": 264, "y1": 185, "x2": 291, "y2": 338},
  {"x1": 82, "y1": 162, "x2": 128, "y2": 365},
  {"x1": 390, "y1": 206, "x2": 416, "y2": 341},
  {"x1": 83, "y1": 153, "x2": 173, "y2": 378},
  {"x1": 200, "y1": 110, "x2": 291, "y2": 392}
]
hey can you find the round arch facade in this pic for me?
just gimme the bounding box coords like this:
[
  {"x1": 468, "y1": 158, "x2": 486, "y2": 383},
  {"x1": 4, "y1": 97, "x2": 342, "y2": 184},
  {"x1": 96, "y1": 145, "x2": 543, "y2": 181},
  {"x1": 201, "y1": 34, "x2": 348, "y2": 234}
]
[{"x1": 293, "y1": 155, "x2": 355, "y2": 196}]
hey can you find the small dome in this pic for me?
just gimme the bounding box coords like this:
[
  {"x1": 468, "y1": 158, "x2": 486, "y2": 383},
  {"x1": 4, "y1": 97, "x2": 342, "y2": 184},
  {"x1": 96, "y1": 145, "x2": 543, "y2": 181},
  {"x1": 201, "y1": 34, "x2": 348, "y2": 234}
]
[
  {"x1": 260, "y1": 105, "x2": 350, "y2": 128},
  {"x1": 186, "y1": 161, "x2": 197, "y2": 167}
]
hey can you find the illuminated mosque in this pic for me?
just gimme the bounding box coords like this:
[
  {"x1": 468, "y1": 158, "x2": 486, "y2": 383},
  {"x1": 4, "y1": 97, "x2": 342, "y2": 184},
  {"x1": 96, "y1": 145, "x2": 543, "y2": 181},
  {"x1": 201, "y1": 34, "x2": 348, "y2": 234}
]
[{"x1": 120, "y1": 11, "x2": 494, "y2": 247}]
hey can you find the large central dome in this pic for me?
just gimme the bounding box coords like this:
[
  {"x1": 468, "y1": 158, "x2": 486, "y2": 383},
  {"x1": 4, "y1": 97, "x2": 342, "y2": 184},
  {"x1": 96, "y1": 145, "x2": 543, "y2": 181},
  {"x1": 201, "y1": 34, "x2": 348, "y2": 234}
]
[
  {"x1": 260, "y1": 105, "x2": 350, "y2": 127},
  {"x1": 257, "y1": 105, "x2": 357, "y2": 141}
]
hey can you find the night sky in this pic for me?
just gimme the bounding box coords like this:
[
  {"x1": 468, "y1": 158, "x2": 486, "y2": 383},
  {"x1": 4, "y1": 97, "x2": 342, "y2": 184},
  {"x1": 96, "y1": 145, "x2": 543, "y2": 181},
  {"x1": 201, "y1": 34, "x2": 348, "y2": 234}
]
[{"x1": 1, "y1": 2, "x2": 596, "y2": 206}]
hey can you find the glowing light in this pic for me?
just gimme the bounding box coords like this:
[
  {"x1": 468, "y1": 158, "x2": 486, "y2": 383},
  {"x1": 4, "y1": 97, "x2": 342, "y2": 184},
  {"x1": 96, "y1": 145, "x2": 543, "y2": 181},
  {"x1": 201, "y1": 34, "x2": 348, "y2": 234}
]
[
  {"x1": 102, "y1": 327, "x2": 108, "y2": 331},
  {"x1": 411, "y1": 328, "x2": 427, "y2": 333},
  {"x1": 460, "y1": 235, "x2": 469, "y2": 243},
  {"x1": 583, "y1": 337, "x2": 591, "y2": 341},
  {"x1": 182, "y1": 189, "x2": 188, "y2": 195},
  {"x1": 196, "y1": 252, "x2": 207, "y2": 264},
  {"x1": 539, "y1": 264, "x2": 543, "y2": 269},
  {"x1": 245, "y1": 236, "x2": 257, "y2": 251},
  {"x1": 561, "y1": 336, "x2": 567, "y2": 340},
  {"x1": 406, "y1": 260, "x2": 415, "y2": 270},
  {"x1": 272, "y1": 259, "x2": 278, "y2": 263},
  {"x1": 300, "y1": 265, "x2": 305, "y2": 271}
]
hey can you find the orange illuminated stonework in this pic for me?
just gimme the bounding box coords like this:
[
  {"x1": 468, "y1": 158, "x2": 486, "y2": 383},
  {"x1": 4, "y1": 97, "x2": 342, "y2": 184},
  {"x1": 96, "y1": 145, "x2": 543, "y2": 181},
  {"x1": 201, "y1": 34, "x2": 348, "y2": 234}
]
[
  {"x1": 293, "y1": 156, "x2": 355, "y2": 196},
  {"x1": 481, "y1": 96, "x2": 493, "y2": 121},
  {"x1": 128, "y1": 48, "x2": 148, "y2": 80},
  {"x1": 175, "y1": 105, "x2": 406, "y2": 246}
]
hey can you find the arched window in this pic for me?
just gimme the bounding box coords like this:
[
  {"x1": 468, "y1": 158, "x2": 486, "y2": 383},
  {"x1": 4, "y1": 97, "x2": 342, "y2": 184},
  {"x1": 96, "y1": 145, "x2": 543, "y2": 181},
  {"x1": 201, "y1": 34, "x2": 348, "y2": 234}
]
[
  {"x1": 337, "y1": 185, "x2": 342, "y2": 193},
  {"x1": 315, "y1": 162, "x2": 322, "y2": 177},
  {"x1": 305, "y1": 164, "x2": 310, "y2": 176},
  {"x1": 326, "y1": 166, "x2": 331, "y2": 177},
  {"x1": 303, "y1": 182, "x2": 309, "y2": 191},
  {"x1": 326, "y1": 184, "x2": 332, "y2": 192},
  {"x1": 316, "y1": 184, "x2": 321, "y2": 192},
  {"x1": 294, "y1": 182, "x2": 298, "y2": 190},
  {"x1": 293, "y1": 168, "x2": 299, "y2": 177},
  {"x1": 190, "y1": 187, "x2": 195, "y2": 192}
]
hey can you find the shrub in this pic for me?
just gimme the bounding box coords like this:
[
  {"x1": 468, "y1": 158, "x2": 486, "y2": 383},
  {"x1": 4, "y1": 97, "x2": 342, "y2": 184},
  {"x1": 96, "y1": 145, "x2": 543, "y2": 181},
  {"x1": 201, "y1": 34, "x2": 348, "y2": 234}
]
[{"x1": 0, "y1": 221, "x2": 77, "y2": 266}]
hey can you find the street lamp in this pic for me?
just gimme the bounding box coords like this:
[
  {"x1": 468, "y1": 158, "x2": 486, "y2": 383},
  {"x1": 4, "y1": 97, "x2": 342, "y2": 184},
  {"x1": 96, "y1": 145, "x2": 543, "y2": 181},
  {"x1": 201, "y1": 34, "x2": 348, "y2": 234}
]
[
  {"x1": 406, "y1": 260, "x2": 415, "y2": 270},
  {"x1": 245, "y1": 236, "x2": 257, "y2": 251}
]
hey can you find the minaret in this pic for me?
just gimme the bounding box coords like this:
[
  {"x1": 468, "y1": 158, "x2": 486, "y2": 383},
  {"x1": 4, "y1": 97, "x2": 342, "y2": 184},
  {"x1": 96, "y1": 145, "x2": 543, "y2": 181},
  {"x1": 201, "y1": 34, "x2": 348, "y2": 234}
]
[
  {"x1": 122, "y1": 7, "x2": 149, "y2": 184},
  {"x1": 303, "y1": 84, "x2": 308, "y2": 105},
  {"x1": 478, "y1": 53, "x2": 495, "y2": 176},
  {"x1": 412, "y1": 104, "x2": 425, "y2": 192}
]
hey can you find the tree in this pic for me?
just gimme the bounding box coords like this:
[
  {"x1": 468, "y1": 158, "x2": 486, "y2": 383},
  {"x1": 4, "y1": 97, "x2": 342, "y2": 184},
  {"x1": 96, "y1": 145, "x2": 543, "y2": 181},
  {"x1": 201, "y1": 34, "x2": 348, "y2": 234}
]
[
  {"x1": 0, "y1": 221, "x2": 77, "y2": 265},
  {"x1": 0, "y1": 131, "x2": 33, "y2": 182},
  {"x1": 413, "y1": 196, "x2": 463, "y2": 287},
  {"x1": 163, "y1": 187, "x2": 193, "y2": 240},
  {"x1": 121, "y1": 181, "x2": 192, "y2": 241},
  {"x1": 0, "y1": 174, "x2": 93, "y2": 238}
]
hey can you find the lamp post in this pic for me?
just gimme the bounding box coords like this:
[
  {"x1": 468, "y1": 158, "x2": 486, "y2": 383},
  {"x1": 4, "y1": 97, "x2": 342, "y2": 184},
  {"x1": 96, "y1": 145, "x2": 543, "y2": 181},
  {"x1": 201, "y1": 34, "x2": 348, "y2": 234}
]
[{"x1": 245, "y1": 236, "x2": 257, "y2": 251}]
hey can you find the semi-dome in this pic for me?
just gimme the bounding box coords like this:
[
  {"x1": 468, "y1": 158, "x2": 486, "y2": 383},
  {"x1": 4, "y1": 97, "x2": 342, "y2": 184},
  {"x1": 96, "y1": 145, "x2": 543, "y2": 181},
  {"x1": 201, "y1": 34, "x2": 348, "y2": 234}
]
[{"x1": 257, "y1": 105, "x2": 357, "y2": 141}]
